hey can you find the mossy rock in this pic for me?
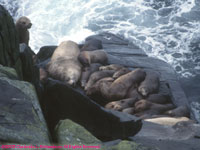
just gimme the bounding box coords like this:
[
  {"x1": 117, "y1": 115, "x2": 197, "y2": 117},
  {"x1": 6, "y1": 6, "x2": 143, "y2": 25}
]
[{"x1": 55, "y1": 119, "x2": 101, "y2": 145}]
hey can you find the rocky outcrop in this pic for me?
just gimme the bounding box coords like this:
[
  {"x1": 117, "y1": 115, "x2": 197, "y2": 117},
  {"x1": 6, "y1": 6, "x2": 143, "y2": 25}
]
[
  {"x1": 42, "y1": 78, "x2": 142, "y2": 141},
  {"x1": 0, "y1": 65, "x2": 50, "y2": 144},
  {"x1": 0, "y1": 5, "x2": 23, "y2": 79}
]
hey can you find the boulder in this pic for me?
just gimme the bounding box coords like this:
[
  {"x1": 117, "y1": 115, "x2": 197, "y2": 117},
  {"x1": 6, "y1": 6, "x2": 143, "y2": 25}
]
[
  {"x1": 42, "y1": 78, "x2": 142, "y2": 141},
  {"x1": 0, "y1": 65, "x2": 50, "y2": 144},
  {"x1": 0, "y1": 5, "x2": 23, "y2": 79}
]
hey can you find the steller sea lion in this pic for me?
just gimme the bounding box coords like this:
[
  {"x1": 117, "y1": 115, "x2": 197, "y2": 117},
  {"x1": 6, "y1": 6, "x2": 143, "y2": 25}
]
[
  {"x1": 47, "y1": 41, "x2": 82, "y2": 86},
  {"x1": 164, "y1": 106, "x2": 190, "y2": 117},
  {"x1": 112, "y1": 67, "x2": 131, "y2": 79},
  {"x1": 81, "y1": 39, "x2": 103, "y2": 51},
  {"x1": 122, "y1": 107, "x2": 135, "y2": 115},
  {"x1": 80, "y1": 63, "x2": 101, "y2": 88},
  {"x1": 86, "y1": 77, "x2": 114, "y2": 96},
  {"x1": 138, "y1": 71, "x2": 160, "y2": 97},
  {"x1": 100, "y1": 68, "x2": 146, "y2": 101},
  {"x1": 78, "y1": 50, "x2": 108, "y2": 66},
  {"x1": 85, "y1": 70, "x2": 115, "y2": 91},
  {"x1": 16, "y1": 16, "x2": 32, "y2": 45},
  {"x1": 99, "y1": 64, "x2": 124, "y2": 71},
  {"x1": 134, "y1": 100, "x2": 175, "y2": 117},
  {"x1": 105, "y1": 97, "x2": 139, "y2": 111}
]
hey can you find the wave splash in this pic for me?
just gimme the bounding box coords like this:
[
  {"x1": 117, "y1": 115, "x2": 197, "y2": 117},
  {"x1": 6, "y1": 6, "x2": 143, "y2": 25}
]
[{"x1": 1, "y1": 0, "x2": 200, "y2": 78}]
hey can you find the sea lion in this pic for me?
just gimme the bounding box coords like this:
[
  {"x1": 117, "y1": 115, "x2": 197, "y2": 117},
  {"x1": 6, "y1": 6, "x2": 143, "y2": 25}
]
[
  {"x1": 164, "y1": 106, "x2": 190, "y2": 117},
  {"x1": 99, "y1": 64, "x2": 124, "y2": 71},
  {"x1": 80, "y1": 63, "x2": 101, "y2": 88},
  {"x1": 16, "y1": 16, "x2": 32, "y2": 45},
  {"x1": 112, "y1": 67, "x2": 131, "y2": 79},
  {"x1": 134, "y1": 99, "x2": 175, "y2": 117},
  {"x1": 101, "y1": 68, "x2": 146, "y2": 101},
  {"x1": 78, "y1": 50, "x2": 108, "y2": 66},
  {"x1": 86, "y1": 77, "x2": 114, "y2": 96},
  {"x1": 126, "y1": 84, "x2": 143, "y2": 99},
  {"x1": 39, "y1": 67, "x2": 48, "y2": 83},
  {"x1": 105, "y1": 97, "x2": 139, "y2": 111},
  {"x1": 122, "y1": 107, "x2": 135, "y2": 115},
  {"x1": 85, "y1": 70, "x2": 115, "y2": 91},
  {"x1": 81, "y1": 39, "x2": 103, "y2": 51},
  {"x1": 47, "y1": 41, "x2": 82, "y2": 86},
  {"x1": 138, "y1": 71, "x2": 160, "y2": 97}
]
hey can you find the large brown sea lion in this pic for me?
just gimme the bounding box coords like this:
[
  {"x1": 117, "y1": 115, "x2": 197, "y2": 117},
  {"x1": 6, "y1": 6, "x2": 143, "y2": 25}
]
[
  {"x1": 80, "y1": 63, "x2": 101, "y2": 88},
  {"x1": 81, "y1": 39, "x2": 103, "y2": 51},
  {"x1": 138, "y1": 71, "x2": 160, "y2": 97},
  {"x1": 99, "y1": 64, "x2": 124, "y2": 71},
  {"x1": 85, "y1": 70, "x2": 115, "y2": 91},
  {"x1": 105, "y1": 97, "x2": 139, "y2": 111},
  {"x1": 16, "y1": 16, "x2": 32, "y2": 45},
  {"x1": 101, "y1": 68, "x2": 146, "y2": 101},
  {"x1": 134, "y1": 100, "x2": 175, "y2": 119},
  {"x1": 164, "y1": 106, "x2": 190, "y2": 117},
  {"x1": 78, "y1": 50, "x2": 108, "y2": 66},
  {"x1": 47, "y1": 41, "x2": 82, "y2": 86}
]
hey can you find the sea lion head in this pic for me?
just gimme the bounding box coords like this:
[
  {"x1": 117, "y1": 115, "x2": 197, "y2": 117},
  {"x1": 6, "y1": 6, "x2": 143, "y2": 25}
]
[
  {"x1": 138, "y1": 87, "x2": 149, "y2": 97},
  {"x1": 65, "y1": 68, "x2": 80, "y2": 86},
  {"x1": 16, "y1": 16, "x2": 32, "y2": 29},
  {"x1": 78, "y1": 51, "x2": 90, "y2": 66}
]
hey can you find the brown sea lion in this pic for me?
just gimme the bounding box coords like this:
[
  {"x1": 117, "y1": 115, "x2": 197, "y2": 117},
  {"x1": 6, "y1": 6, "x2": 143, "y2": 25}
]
[
  {"x1": 134, "y1": 99, "x2": 175, "y2": 117},
  {"x1": 122, "y1": 107, "x2": 135, "y2": 115},
  {"x1": 105, "y1": 97, "x2": 139, "y2": 111},
  {"x1": 99, "y1": 64, "x2": 124, "y2": 71},
  {"x1": 86, "y1": 77, "x2": 114, "y2": 96},
  {"x1": 138, "y1": 71, "x2": 160, "y2": 97},
  {"x1": 164, "y1": 106, "x2": 190, "y2": 117},
  {"x1": 101, "y1": 68, "x2": 146, "y2": 100},
  {"x1": 126, "y1": 84, "x2": 143, "y2": 99},
  {"x1": 78, "y1": 50, "x2": 108, "y2": 66},
  {"x1": 81, "y1": 39, "x2": 103, "y2": 51},
  {"x1": 16, "y1": 16, "x2": 32, "y2": 45},
  {"x1": 85, "y1": 70, "x2": 115, "y2": 91},
  {"x1": 112, "y1": 67, "x2": 131, "y2": 79},
  {"x1": 39, "y1": 67, "x2": 48, "y2": 83},
  {"x1": 80, "y1": 63, "x2": 102, "y2": 88},
  {"x1": 47, "y1": 41, "x2": 82, "y2": 86}
]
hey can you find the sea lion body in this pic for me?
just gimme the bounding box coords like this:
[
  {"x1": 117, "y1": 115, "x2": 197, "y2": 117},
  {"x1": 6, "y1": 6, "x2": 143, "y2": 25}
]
[
  {"x1": 134, "y1": 99, "x2": 175, "y2": 115},
  {"x1": 99, "y1": 64, "x2": 124, "y2": 71},
  {"x1": 164, "y1": 106, "x2": 190, "y2": 117},
  {"x1": 47, "y1": 41, "x2": 81, "y2": 86},
  {"x1": 138, "y1": 71, "x2": 160, "y2": 97},
  {"x1": 16, "y1": 16, "x2": 32, "y2": 45},
  {"x1": 81, "y1": 39, "x2": 103, "y2": 51},
  {"x1": 85, "y1": 70, "x2": 115, "y2": 91},
  {"x1": 80, "y1": 63, "x2": 101, "y2": 88},
  {"x1": 105, "y1": 97, "x2": 138, "y2": 111},
  {"x1": 112, "y1": 67, "x2": 131, "y2": 79},
  {"x1": 104, "y1": 68, "x2": 146, "y2": 100},
  {"x1": 78, "y1": 50, "x2": 108, "y2": 66}
]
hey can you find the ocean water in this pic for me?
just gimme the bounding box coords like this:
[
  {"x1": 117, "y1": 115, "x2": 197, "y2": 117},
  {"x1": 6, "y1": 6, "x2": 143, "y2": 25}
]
[{"x1": 1, "y1": 0, "x2": 200, "y2": 121}]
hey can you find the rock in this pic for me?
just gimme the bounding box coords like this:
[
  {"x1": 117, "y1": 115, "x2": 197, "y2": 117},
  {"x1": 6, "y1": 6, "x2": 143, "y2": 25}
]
[
  {"x1": 55, "y1": 119, "x2": 101, "y2": 145},
  {"x1": 42, "y1": 78, "x2": 142, "y2": 141},
  {"x1": 0, "y1": 65, "x2": 50, "y2": 144},
  {"x1": 37, "y1": 46, "x2": 57, "y2": 63},
  {"x1": 0, "y1": 5, "x2": 23, "y2": 79},
  {"x1": 106, "y1": 140, "x2": 153, "y2": 150},
  {"x1": 19, "y1": 44, "x2": 40, "y2": 89},
  {"x1": 130, "y1": 121, "x2": 200, "y2": 150}
]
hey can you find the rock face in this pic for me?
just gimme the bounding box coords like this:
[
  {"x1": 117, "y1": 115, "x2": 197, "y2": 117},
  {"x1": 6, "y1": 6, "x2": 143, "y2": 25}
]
[
  {"x1": 0, "y1": 5, "x2": 23, "y2": 79},
  {"x1": 42, "y1": 78, "x2": 142, "y2": 141},
  {"x1": 0, "y1": 65, "x2": 50, "y2": 144}
]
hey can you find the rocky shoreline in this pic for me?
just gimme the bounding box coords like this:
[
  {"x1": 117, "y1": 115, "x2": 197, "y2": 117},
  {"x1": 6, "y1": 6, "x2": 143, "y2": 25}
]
[{"x1": 0, "y1": 5, "x2": 200, "y2": 150}]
